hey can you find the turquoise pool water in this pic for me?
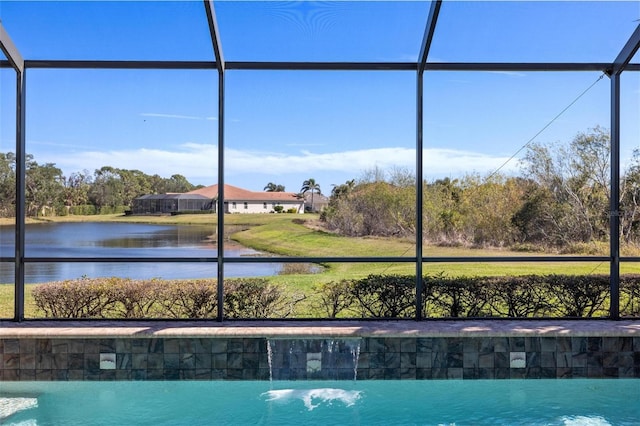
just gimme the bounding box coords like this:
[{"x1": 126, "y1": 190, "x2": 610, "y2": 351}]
[{"x1": 1, "y1": 379, "x2": 639, "y2": 425}]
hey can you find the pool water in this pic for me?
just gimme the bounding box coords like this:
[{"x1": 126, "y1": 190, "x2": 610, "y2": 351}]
[{"x1": 1, "y1": 379, "x2": 639, "y2": 425}]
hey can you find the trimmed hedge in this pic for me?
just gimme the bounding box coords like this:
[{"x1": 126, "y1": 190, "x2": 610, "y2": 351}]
[
  {"x1": 315, "y1": 274, "x2": 640, "y2": 319},
  {"x1": 32, "y1": 277, "x2": 298, "y2": 319},
  {"x1": 31, "y1": 274, "x2": 640, "y2": 319}
]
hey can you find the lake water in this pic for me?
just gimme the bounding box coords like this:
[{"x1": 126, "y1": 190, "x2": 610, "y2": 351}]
[{"x1": 0, "y1": 222, "x2": 281, "y2": 283}]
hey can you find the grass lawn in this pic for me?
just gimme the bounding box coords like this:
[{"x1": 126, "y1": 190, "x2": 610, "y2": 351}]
[{"x1": 2, "y1": 213, "x2": 639, "y2": 318}]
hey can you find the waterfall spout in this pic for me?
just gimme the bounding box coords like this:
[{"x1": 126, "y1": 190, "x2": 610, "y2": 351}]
[{"x1": 266, "y1": 338, "x2": 361, "y2": 381}]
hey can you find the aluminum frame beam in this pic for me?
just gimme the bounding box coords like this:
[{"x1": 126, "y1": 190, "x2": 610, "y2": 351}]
[
  {"x1": 20, "y1": 255, "x2": 609, "y2": 264},
  {"x1": 24, "y1": 60, "x2": 216, "y2": 70},
  {"x1": 0, "y1": 21, "x2": 24, "y2": 73},
  {"x1": 416, "y1": 72, "x2": 425, "y2": 321},
  {"x1": 418, "y1": 0, "x2": 442, "y2": 74},
  {"x1": 610, "y1": 73, "x2": 622, "y2": 319},
  {"x1": 0, "y1": 22, "x2": 26, "y2": 321},
  {"x1": 17, "y1": 60, "x2": 632, "y2": 72},
  {"x1": 227, "y1": 62, "x2": 416, "y2": 71},
  {"x1": 203, "y1": 0, "x2": 226, "y2": 321},
  {"x1": 611, "y1": 24, "x2": 640, "y2": 75},
  {"x1": 606, "y1": 25, "x2": 640, "y2": 320},
  {"x1": 215, "y1": 71, "x2": 225, "y2": 322},
  {"x1": 416, "y1": 0, "x2": 442, "y2": 320},
  {"x1": 204, "y1": 0, "x2": 225, "y2": 73},
  {"x1": 14, "y1": 69, "x2": 26, "y2": 321}
]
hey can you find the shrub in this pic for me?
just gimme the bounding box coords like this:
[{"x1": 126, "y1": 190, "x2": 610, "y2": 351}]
[
  {"x1": 98, "y1": 205, "x2": 128, "y2": 215},
  {"x1": 69, "y1": 204, "x2": 98, "y2": 215},
  {"x1": 30, "y1": 274, "x2": 627, "y2": 319},
  {"x1": 33, "y1": 277, "x2": 116, "y2": 318},
  {"x1": 159, "y1": 279, "x2": 218, "y2": 319},
  {"x1": 105, "y1": 277, "x2": 162, "y2": 318},
  {"x1": 484, "y1": 275, "x2": 553, "y2": 318},
  {"x1": 278, "y1": 263, "x2": 316, "y2": 275},
  {"x1": 559, "y1": 241, "x2": 608, "y2": 255},
  {"x1": 426, "y1": 274, "x2": 492, "y2": 318},
  {"x1": 224, "y1": 278, "x2": 302, "y2": 318},
  {"x1": 350, "y1": 274, "x2": 416, "y2": 318},
  {"x1": 543, "y1": 274, "x2": 609, "y2": 317},
  {"x1": 621, "y1": 274, "x2": 640, "y2": 317},
  {"x1": 313, "y1": 279, "x2": 355, "y2": 318}
]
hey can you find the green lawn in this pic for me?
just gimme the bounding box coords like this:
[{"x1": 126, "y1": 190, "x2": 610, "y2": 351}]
[{"x1": 2, "y1": 213, "x2": 639, "y2": 318}]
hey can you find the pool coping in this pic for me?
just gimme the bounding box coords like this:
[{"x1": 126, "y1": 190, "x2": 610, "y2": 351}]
[
  {"x1": 2, "y1": 320, "x2": 640, "y2": 380},
  {"x1": 2, "y1": 319, "x2": 640, "y2": 339}
]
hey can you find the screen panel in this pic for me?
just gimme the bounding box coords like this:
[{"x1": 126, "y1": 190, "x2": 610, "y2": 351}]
[
  {"x1": 429, "y1": 1, "x2": 639, "y2": 63},
  {"x1": 0, "y1": 1, "x2": 214, "y2": 61},
  {"x1": 422, "y1": 70, "x2": 610, "y2": 256},
  {"x1": 216, "y1": 1, "x2": 430, "y2": 62},
  {"x1": 24, "y1": 68, "x2": 218, "y2": 257},
  {"x1": 225, "y1": 70, "x2": 416, "y2": 259}
]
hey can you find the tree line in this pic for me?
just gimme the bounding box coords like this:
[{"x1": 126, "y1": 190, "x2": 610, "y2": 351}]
[
  {"x1": 321, "y1": 126, "x2": 640, "y2": 251},
  {"x1": 3, "y1": 126, "x2": 638, "y2": 252},
  {"x1": 0, "y1": 153, "x2": 201, "y2": 217}
]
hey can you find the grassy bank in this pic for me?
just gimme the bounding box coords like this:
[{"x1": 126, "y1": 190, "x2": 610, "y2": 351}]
[
  {"x1": 2, "y1": 213, "x2": 640, "y2": 318},
  {"x1": 0, "y1": 213, "x2": 292, "y2": 227}
]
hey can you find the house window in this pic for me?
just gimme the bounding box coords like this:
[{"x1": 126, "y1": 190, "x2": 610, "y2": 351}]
[
  {"x1": 263, "y1": 202, "x2": 267, "y2": 209},
  {"x1": 244, "y1": 202, "x2": 248, "y2": 209},
  {"x1": 232, "y1": 202, "x2": 236, "y2": 209}
]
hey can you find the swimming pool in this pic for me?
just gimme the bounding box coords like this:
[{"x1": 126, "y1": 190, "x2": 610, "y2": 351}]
[{"x1": 1, "y1": 379, "x2": 639, "y2": 425}]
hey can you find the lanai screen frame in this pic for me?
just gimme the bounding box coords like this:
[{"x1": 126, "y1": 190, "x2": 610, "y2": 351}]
[{"x1": 1, "y1": 0, "x2": 640, "y2": 322}]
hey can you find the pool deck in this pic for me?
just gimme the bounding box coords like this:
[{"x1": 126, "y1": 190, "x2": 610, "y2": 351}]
[{"x1": 1, "y1": 319, "x2": 640, "y2": 339}]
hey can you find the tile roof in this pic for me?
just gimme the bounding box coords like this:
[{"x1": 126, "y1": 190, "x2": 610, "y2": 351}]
[{"x1": 187, "y1": 184, "x2": 301, "y2": 202}]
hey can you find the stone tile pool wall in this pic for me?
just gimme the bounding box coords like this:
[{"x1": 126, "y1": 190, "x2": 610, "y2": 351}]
[{"x1": 1, "y1": 320, "x2": 639, "y2": 381}]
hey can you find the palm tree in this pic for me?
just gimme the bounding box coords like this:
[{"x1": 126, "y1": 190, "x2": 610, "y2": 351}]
[
  {"x1": 331, "y1": 179, "x2": 355, "y2": 199},
  {"x1": 300, "y1": 178, "x2": 321, "y2": 212},
  {"x1": 264, "y1": 182, "x2": 285, "y2": 192}
]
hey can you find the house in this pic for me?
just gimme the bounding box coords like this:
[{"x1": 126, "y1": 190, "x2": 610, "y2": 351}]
[
  {"x1": 303, "y1": 192, "x2": 329, "y2": 212},
  {"x1": 189, "y1": 184, "x2": 304, "y2": 214},
  {"x1": 132, "y1": 184, "x2": 303, "y2": 215},
  {"x1": 131, "y1": 193, "x2": 214, "y2": 215}
]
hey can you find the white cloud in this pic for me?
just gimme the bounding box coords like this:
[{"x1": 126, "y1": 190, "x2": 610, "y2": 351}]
[
  {"x1": 140, "y1": 113, "x2": 204, "y2": 120},
  {"x1": 487, "y1": 71, "x2": 527, "y2": 78},
  {"x1": 285, "y1": 143, "x2": 326, "y2": 147},
  {"x1": 46, "y1": 143, "x2": 519, "y2": 185}
]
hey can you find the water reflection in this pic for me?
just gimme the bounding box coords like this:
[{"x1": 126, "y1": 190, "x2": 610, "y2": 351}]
[{"x1": 0, "y1": 223, "x2": 282, "y2": 283}]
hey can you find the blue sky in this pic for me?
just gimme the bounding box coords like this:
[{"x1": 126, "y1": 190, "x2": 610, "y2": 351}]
[{"x1": 1, "y1": 1, "x2": 639, "y2": 193}]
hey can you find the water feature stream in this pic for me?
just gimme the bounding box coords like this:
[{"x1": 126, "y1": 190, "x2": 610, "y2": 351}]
[{"x1": 266, "y1": 338, "x2": 362, "y2": 381}]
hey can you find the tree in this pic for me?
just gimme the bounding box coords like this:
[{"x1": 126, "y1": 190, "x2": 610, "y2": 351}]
[
  {"x1": 164, "y1": 174, "x2": 194, "y2": 193},
  {"x1": 423, "y1": 177, "x2": 464, "y2": 243},
  {"x1": 25, "y1": 155, "x2": 64, "y2": 216},
  {"x1": 62, "y1": 170, "x2": 92, "y2": 208},
  {"x1": 89, "y1": 166, "x2": 125, "y2": 211},
  {"x1": 459, "y1": 174, "x2": 523, "y2": 247},
  {"x1": 322, "y1": 173, "x2": 416, "y2": 238},
  {"x1": 118, "y1": 169, "x2": 152, "y2": 207},
  {"x1": 331, "y1": 179, "x2": 355, "y2": 199},
  {"x1": 264, "y1": 182, "x2": 285, "y2": 192},
  {"x1": 621, "y1": 149, "x2": 640, "y2": 243},
  {"x1": 300, "y1": 178, "x2": 321, "y2": 212},
  {"x1": 519, "y1": 126, "x2": 611, "y2": 246},
  {"x1": 0, "y1": 152, "x2": 16, "y2": 217}
]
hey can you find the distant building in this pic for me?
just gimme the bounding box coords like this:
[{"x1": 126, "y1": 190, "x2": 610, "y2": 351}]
[
  {"x1": 303, "y1": 192, "x2": 329, "y2": 212},
  {"x1": 131, "y1": 193, "x2": 213, "y2": 215},
  {"x1": 132, "y1": 184, "x2": 304, "y2": 215}
]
